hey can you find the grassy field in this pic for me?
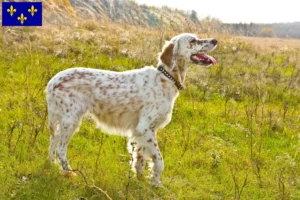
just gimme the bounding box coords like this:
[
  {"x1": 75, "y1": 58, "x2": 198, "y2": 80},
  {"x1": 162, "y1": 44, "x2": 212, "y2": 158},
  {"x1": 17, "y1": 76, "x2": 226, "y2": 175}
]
[
  {"x1": 238, "y1": 36, "x2": 300, "y2": 50},
  {"x1": 237, "y1": 36, "x2": 300, "y2": 50},
  {"x1": 1, "y1": 23, "x2": 300, "y2": 199}
]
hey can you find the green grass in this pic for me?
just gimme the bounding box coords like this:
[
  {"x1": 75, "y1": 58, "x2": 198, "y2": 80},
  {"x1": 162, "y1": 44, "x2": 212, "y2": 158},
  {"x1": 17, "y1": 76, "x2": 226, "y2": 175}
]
[{"x1": 1, "y1": 26, "x2": 300, "y2": 199}]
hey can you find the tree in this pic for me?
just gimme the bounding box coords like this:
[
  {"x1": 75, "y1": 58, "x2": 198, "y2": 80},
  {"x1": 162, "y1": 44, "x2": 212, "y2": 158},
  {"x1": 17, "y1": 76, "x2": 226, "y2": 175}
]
[
  {"x1": 190, "y1": 10, "x2": 199, "y2": 24},
  {"x1": 261, "y1": 27, "x2": 275, "y2": 37}
]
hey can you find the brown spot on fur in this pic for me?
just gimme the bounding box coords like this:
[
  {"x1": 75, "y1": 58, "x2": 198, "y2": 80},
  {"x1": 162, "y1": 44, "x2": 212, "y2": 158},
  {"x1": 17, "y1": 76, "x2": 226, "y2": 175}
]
[
  {"x1": 160, "y1": 43, "x2": 174, "y2": 68},
  {"x1": 160, "y1": 78, "x2": 167, "y2": 83},
  {"x1": 53, "y1": 83, "x2": 64, "y2": 90},
  {"x1": 151, "y1": 155, "x2": 157, "y2": 160},
  {"x1": 62, "y1": 76, "x2": 75, "y2": 82},
  {"x1": 197, "y1": 40, "x2": 205, "y2": 45},
  {"x1": 147, "y1": 139, "x2": 152, "y2": 143}
]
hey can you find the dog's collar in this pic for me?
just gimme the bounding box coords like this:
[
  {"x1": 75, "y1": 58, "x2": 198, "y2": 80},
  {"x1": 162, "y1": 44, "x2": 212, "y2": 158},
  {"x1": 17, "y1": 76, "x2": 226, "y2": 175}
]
[{"x1": 157, "y1": 65, "x2": 184, "y2": 90}]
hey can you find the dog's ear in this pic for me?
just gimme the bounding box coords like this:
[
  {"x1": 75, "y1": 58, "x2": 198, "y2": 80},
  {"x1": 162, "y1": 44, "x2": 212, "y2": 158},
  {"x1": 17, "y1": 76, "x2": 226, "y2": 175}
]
[{"x1": 160, "y1": 42, "x2": 174, "y2": 68}]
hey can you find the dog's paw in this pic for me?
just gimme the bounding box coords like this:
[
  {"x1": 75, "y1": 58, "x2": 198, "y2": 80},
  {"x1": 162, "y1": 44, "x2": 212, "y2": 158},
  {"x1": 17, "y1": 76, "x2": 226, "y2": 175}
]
[
  {"x1": 150, "y1": 178, "x2": 164, "y2": 188},
  {"x1": 135, "y1": 173, "x2": 146, "y2": 181},
  {"x1": 64, "y1": 171, "x2": 77, "y2": 179}
]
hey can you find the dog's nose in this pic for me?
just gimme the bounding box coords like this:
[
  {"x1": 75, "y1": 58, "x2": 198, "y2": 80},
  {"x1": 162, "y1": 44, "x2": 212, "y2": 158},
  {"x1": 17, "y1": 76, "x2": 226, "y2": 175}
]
[{"x1": 211, "y1": 39, "x2": 218, "y2": 46}]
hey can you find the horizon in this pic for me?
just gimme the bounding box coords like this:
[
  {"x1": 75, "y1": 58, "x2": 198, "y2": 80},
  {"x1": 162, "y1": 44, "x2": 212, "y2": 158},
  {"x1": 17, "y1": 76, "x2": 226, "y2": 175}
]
[{"x1": 135, "y1": 0, "x2": 300, "y2": 24}]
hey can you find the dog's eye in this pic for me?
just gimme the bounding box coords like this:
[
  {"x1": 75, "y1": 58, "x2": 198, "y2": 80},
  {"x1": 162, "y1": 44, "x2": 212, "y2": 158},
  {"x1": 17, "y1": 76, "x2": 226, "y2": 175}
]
[{"x1": 190, "y1": 39, "x2": 196, "y2": 43}]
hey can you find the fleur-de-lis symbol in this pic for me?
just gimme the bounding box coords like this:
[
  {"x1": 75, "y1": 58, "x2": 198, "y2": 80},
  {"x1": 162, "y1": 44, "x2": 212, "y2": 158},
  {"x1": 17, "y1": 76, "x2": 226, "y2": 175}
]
[
  {"x1": 28, "y1": 5, "x2": 38, "y2": 16},
  {"x1": 7, "y1": 5, "x2": 16, "y2": 16},
  {"x1": 18, "y1": 13, "x2": 27, "y2": 24}
]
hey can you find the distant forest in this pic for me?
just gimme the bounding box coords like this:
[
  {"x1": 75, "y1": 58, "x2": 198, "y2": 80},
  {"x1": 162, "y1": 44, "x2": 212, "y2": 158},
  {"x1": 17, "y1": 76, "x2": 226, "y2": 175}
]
[{"x1": 222, "y1": 22, "x2": 300, "y2": 38}]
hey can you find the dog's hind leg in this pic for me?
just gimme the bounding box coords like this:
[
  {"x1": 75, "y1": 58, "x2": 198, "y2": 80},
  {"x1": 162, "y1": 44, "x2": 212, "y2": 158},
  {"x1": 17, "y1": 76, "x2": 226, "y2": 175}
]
[
  {"x1": 49, "y1": 129, "x2": 60, "y2": 163},
  {"x1": 56, "y1": 116, "x2": 82, "y2": 172},
  {"x1": 48, "y1": 114, "x2": 61, "y2": 164}
]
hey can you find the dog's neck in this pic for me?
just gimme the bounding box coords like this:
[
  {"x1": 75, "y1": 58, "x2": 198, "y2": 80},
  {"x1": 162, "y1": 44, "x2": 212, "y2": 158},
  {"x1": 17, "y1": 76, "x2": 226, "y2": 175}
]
[{"x1": 158, "y1": 57, "x2": 188, "y2": 89}]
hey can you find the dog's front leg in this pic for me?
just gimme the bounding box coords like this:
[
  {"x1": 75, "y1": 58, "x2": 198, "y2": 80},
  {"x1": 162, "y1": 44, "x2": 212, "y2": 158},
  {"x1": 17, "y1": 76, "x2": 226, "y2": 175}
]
[
  {"x1": 128, "y1": 142, "x2": 147, "y2": 177},
  {"x1": 129, "y1": 129, "x2": 164, "y2": 187},
  {"x1": 147, "y1": 140, "x2": 164, "y2": 187}
]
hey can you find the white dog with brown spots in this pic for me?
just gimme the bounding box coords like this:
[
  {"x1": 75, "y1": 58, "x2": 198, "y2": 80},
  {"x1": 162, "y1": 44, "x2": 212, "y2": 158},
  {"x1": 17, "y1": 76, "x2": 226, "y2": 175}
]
[{"x1": 46, "y1": 33, "x2": 217, "y2": 187}]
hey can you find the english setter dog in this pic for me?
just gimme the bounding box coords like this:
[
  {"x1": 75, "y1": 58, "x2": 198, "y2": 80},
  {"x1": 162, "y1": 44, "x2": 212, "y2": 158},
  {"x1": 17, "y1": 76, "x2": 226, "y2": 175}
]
[{"x1": 46, "y1": 33, "x2": 217, "y2": 186}]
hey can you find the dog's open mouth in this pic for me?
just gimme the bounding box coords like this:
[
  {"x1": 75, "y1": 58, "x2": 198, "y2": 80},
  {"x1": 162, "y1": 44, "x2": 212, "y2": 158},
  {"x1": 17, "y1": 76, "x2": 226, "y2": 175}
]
[{"x1": 190, "y1": 54, "x2": 217, "y2": 66}]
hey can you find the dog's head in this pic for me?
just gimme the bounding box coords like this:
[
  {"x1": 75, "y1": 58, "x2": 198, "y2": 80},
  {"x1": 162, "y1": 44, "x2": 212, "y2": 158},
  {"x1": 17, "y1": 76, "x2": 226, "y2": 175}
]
[{"x1": 160, "y1": 33, "x2": 217, "y2": 69}]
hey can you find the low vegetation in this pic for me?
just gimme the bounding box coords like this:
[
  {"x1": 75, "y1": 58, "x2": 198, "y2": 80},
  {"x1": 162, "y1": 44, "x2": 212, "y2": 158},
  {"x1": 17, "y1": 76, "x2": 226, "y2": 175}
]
[{"x1": 0, "y1": 22, "x2": 300, "y2": 199}]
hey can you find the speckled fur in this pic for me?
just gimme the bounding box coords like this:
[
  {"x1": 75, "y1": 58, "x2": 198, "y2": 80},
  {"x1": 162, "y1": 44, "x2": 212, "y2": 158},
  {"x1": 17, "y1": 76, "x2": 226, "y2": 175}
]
[{"x1": 46, "y1": 33, "x2": 217, "y2": 186}]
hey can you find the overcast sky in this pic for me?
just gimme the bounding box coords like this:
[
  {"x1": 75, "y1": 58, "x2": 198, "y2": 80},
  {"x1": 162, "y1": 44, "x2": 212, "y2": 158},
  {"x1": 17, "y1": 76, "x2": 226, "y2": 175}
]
[{"x1": 135, "y1": 0, "x2": 300, "y2": 23}]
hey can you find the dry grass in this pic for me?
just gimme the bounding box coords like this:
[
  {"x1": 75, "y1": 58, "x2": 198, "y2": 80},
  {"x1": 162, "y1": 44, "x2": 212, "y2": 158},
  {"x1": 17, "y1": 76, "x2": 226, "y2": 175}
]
[{"x1": 237, "y1": 36, "x2": 300, "y2": 50}]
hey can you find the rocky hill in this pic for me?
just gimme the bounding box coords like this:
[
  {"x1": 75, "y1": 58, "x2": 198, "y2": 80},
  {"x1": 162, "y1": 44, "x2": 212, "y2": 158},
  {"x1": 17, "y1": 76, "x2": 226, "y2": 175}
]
[
  {"x1": 62, "y1": 0, "x2": 198, "y2": 29},
  {"x1": 0, "y1": 0, "x2": 198, "y2": 28},
  {"x1": 1, "y1": 0, "x2": 299, "y2": 38}
]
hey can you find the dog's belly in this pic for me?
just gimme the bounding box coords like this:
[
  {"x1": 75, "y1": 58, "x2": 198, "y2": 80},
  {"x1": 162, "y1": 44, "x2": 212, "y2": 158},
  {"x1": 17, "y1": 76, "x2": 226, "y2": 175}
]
[
  {"x1": 91, "y1": 110, "x2": 139, "y2": 136},
  {"x1": 90, "y1": 98, "x2": 143, "y2": 136}
]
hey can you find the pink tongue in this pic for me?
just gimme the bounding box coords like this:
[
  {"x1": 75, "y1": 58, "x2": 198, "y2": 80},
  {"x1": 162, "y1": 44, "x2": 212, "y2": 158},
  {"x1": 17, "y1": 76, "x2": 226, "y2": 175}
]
[
  {"x1": 195, "y1": 54, "x2": 217, "y2": 65},
  {"x1": 206, "y1": 55, "x2": 217, "y2": 65}
]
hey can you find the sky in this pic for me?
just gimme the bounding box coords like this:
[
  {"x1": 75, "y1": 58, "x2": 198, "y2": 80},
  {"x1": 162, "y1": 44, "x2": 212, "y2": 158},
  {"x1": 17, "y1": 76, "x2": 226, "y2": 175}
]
[{"x1": 135, "y1": 0, "x2": 300, "y2": 23}]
